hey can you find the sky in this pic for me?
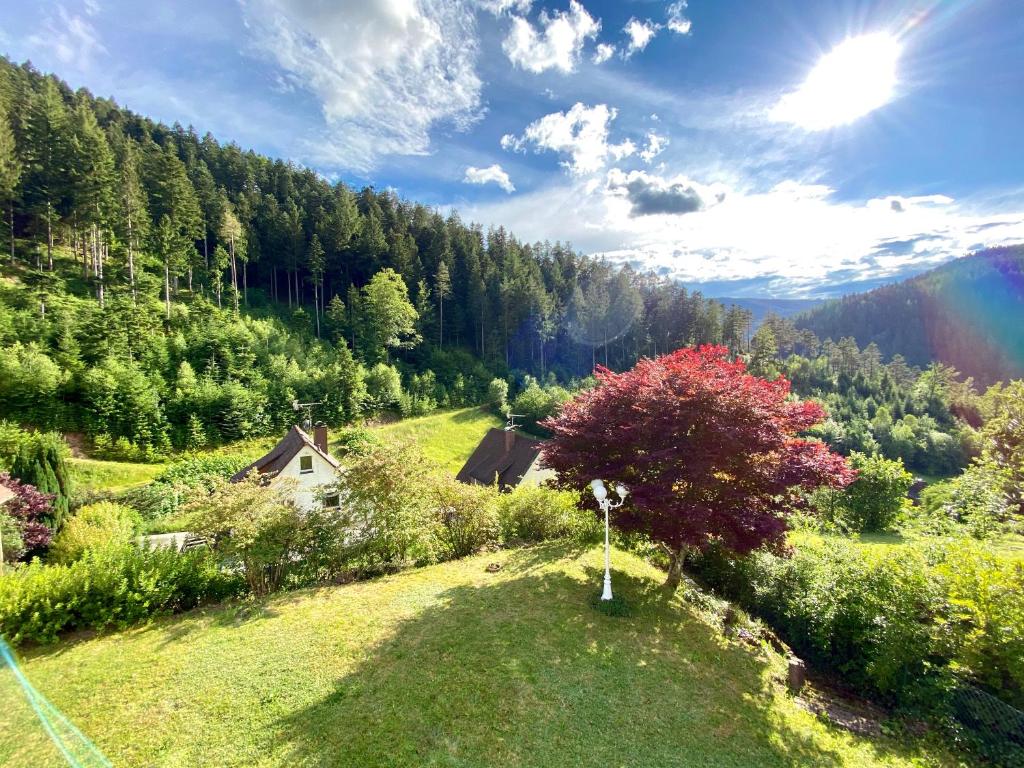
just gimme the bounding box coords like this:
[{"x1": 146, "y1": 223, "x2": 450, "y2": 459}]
[{"x1": 3, "y1": 0, "x2": 1024, "y2": 297}]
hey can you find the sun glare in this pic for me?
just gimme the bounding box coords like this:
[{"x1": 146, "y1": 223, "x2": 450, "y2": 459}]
[{"x1": 771, "y1": 32, "x2": 902, "y2": 130}]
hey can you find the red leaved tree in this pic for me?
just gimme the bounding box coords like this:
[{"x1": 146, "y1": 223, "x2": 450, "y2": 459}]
[{"x1": 541, "y1": 346, "x2": 854, "y2": 589}]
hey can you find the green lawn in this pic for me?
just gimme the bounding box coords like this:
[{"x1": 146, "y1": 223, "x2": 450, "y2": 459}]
[
  {"x1": 365, "y1": 407, "x2": 503, "y2": 473},
  {"x1": 69, "y1": 458, "x2": 164, "y2": 492},
  {"x1": 791, "y1": 529, "x2": 1024, "y2": 563},
  {"x1": 0, "y1": 544, "x2": 954, "y2": 767}
]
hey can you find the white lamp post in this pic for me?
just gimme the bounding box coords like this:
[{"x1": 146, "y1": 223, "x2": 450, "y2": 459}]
[{"x1": 590, "y1": 479, "x2": 627, "y2": 601}]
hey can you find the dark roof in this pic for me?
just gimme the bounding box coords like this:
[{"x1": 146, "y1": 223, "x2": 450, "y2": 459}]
[
  {"x1": 230, "y1": 425, "x2": 340, "y2": 483},
  {"x1": 456, "y1": 428, "x2": 544, "y2": 490}
]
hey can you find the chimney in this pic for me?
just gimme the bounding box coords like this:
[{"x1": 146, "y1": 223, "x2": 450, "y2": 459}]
[
  {"x1": 313, "y1": 422, "x2": 328, "y2": 454},
  {"x1": 504, "y1": 428, "x2": 515, "y2": 454}
]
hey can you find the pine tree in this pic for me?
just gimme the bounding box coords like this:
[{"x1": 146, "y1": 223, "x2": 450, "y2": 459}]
[
  {"x1": 21, "y1": 80, "x2": 71, "y2": 269},
  {"x1": 307, "y1": 234, "x2": 325, "y2": 337},
  {"x1": 435, "y1": 259, "x2": 451, "y2": 347},
  {"x1": 0, "y1": 107, "x2": 21, "y2": 261}
]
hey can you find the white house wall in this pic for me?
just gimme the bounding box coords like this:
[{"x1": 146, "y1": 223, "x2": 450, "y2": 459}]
[{"x1": 271, "y1": 448, "x2": 338, "y2": 511}]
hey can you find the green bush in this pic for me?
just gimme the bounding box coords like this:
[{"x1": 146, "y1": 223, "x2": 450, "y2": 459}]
[
  {"x1": 184, "y1": 474, "x2": 305, "y2": 596},
  {"x1": 0, "y1": 545, "x2": 242, "y2": 644},
  {"x1": 495, "y1": 484, "x2": 592, "y2": 543},
  {"x1": 815, "y1": 452, "x2": 912, "y2": 533},
  {"x1": 121, "y1": 453, "x2": 251, "y2": 522},
  {"x1": 430, "y1": 477, "x2": 500, "y2": 559},
  {"x1": 49, "y1": 502, "x2": 141, "y2": 564},
  {"x1": 688, "y1": 537, "x2": 1024, "y2": 712}
]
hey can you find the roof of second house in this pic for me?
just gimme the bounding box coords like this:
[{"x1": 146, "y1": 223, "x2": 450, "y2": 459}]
[
  {"x1": 456, "y1": 428, "x2": 544, "y2": 489},
  {"x1": 230, "y1": 425, "x2": 340, "y2": 482}
]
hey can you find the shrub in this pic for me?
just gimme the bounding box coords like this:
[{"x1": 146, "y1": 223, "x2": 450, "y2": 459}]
[
  {"x1": 487, "y1": 378, "x2": 509, "y2": 414},
  {"x1": 0, "y1": 472, "x2": 54, "y2": 560},
  {"x1": 49, "y1": 502, "x2": 141, "y2": 564},
  {"x1": 0, "y1": 545, "x2": 242, "y2": 644},
  {"x1": 819, "y1": 452, "x2": 913, "y2": 533},
  {"x1": 495, "y1": 484, "x2": 592, "y2": 543},
  {"x1": 184, "y1": 474, "x2": 305, "y2": 596},
  {"x1": 511, "y1": 378, "x2": 570, "y2": 435},
  {"x1": 429, "y1": 477, "x2": 500, "y2": 559},
  {"x1": 688, "y1": 537, "x2": 1024, "y2": 712},
  {"x1": 329, "y1": 441, "x2": 439, "y2": 569}
]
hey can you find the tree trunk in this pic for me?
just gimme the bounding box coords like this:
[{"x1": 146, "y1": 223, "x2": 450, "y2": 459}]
[
  {"x1": 164, "y1": 260, "x2": 171, "y2": 319},
  {"x1": 664, "y1": 545, "x2": 686, "y2": 591},
  {"x1": 243, "y1": 260, "x2": 247, "y2": 306},
  {"x1": 45, "y1": 200, "x2": 52, "y2": 270},
  {"x1": 127, "y1": 210, "x2": 136, "y2": 304},
  {"x1": 8, "y1": 200, "x2": 14, "y2": 261}
]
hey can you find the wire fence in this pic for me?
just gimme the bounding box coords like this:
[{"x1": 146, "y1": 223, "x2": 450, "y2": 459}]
[
  {"x1": 0, "y1": 637, "x2": 112, "y2": 768},
  {"x1": 950, "y1": 684, "x2": 1024, "y2": 768}
]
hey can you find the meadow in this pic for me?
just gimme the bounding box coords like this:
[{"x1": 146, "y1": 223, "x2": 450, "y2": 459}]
[{"x1": 0, "y1": 544, "x2": 956, "y2": 768}]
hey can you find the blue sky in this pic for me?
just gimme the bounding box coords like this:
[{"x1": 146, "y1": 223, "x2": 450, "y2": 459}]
[{"x1": 3, "y1": 0, "x2": 1023, "y2": 296}]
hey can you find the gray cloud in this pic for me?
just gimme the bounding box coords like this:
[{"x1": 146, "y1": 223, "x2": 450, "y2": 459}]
[{"x1": 607, "y1": 170, "x2": 710, "y2": 216}]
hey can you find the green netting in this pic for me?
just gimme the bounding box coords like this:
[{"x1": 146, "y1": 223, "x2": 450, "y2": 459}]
[
  {"x1": 950, "y1": 684, "x2": 1024, "y2": 768},
  {"x1": 0, "y1": 638, "x2": 113, "y2": 768}
]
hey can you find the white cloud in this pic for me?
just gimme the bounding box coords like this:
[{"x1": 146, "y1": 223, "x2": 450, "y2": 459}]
[
  {"x1": 29, "y1": 6, "x2": 106, "y2": 68},
  {"x1": 456, "y1": 172, "x2": 1024, "y2": 295},
  {"x1": 241, "y1": 0, "x2": 483, "y2": 171},
  {"x1": 502, "y1": 0, "x2": 600, "y2": 74},
  {"x1": 464, "y1": 164, "x2": 516, "y2": 193},
  {"x1": 501, "y1": 102, "x2": 635, "y2": 175},
  {"x1": 639, "y1": 131, "x2": 667, "y2": 163},
  {"x1": 476, "y1": 0, "x2": 532, "y2": 14},
  {"x1": 666, "y1": 1, "x2": 691, "y2": 35},
  {"x1": 592, "y1": 42, "x2": 615, "y2": 64},
  {"x1": 622, "y1": 18, "x2": 659, "y2": 58}
]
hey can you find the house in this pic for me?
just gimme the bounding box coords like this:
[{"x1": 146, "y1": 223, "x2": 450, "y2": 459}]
[
  {"x1": 456, "y1": 427, "x2": 554, "y2": 491},
  {"x1": 230, "y1": 423, "x2": 341, "y2": 511}
]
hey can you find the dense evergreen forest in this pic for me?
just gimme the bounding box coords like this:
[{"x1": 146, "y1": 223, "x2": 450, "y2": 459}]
[
  {"x1": 794, "y1": 246, "x2": 1024, "y2": 386},
  {"x1": 0, "y1": 58, "x2": 996, "y2": 478},
  {"x1": 0, "y1": 58, "x2": 763, "y2": 455}
]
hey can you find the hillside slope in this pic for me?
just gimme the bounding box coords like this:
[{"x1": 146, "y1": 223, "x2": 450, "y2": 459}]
[
  {"x1": 0, "y1": 545, "x2": 953, "y2": 767},
  {"x1": 794, "y1": 246, "x2": 1024, "y2": 384}
]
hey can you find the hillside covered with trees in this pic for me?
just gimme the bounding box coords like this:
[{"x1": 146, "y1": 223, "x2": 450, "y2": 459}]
[
  {"x1": 793, "y1": 247, "x2": 1024, "y2": 386},
  {"x1": 0, "y1": 58, "x2": 773, "y2": 456}
]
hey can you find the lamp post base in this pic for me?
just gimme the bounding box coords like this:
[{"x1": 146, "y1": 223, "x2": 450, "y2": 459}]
[{"x1": 601, "y1": 571, "x2": 613, "y2": 601}]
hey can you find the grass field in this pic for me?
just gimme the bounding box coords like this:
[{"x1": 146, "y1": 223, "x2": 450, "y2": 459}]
[
  {"x1": 365, "y1": 406, "x2": 503, "y2": 473},
  {"x1": 0, "y1": 544, "x2": 955, "y2": 768},
  {"x1": 69, "y1": 458, "x2": 164, "y2": 492},
  {"x1": 790, "y1": 529, "x2": 1024, "y2": 563}
]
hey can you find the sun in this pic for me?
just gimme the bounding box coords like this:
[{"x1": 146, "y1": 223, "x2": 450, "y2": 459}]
[{"x1": 771, "y1": 32, "x2": 903, "y2": 130}]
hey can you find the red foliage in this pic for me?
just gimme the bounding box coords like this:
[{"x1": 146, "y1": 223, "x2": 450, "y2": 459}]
[
  {"x1": 541, "y1": 346, "x2": 854, "y2": 556},
  {"x1": 0, "y1": 472, "x2": 55, "y2": 553}
]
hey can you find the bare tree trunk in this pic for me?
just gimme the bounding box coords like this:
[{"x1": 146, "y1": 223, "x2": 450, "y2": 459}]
[
  {"x1": 164, "y1": 260, "x2": 171, "y2": 319},
  {"x1": 9, "y1": 201, "x2": 14, "y2": 261},
  {"x1": 663, "y1": 545, "x2": 686, "y2": 591},
  {"x1": 45, "y1": 201, "x2": 52, "y2": 270},
  {"x1": 127, "y1": 210, "x2": 136, "y2": 304},
  {"x1": 229, "y1": 235, "x2": 239, "y2": 313},
  {"x1": 243, "y1": 260, "x2": 247, "y2": 306}
]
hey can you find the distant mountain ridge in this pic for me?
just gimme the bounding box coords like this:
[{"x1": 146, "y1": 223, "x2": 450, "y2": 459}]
[
  {"x1": 793, "y1": 246, "x2": 1024, "y2": 385},
  {"x1": 713, "y1": 297, "x2": 824, "y2": 329}
]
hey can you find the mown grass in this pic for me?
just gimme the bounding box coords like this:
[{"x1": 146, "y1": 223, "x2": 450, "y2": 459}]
[
  {"x1": 365, "y1": 406, "x2": 503, "y2": 473},
  {"x1": 791, "y1": 528, "x2": 1024, "y2": 563},
  {"x1": 69, "y1": 458, "x2": 164, "y2": 492},
  {"x1": 0, "y1": 544, "x2": 956, "y2": 768}
]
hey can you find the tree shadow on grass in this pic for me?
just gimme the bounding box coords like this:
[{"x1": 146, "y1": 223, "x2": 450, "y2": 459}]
[{"x1": 270, "y1": 555, "x2": 918, "y2": 768}]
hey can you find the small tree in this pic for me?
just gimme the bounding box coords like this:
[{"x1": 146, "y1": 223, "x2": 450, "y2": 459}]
[
  {"x1": 184, "y1": 473, "x2": 303, "y2": 595},
  {"x1": 541, "y1": 346, "x2": 854, "y2": 589},
  {"x1": 832, "y1": 452, "x2": 913, "y2": 533},
  {"x1": 487, "y1": 378, "x2": 509, "y2": 415}
]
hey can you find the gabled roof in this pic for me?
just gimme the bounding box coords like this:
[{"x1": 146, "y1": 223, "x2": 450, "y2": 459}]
[
  {"x1": 230, "y1": 425, "x2": 340, "y2": 483},
  {"x1": 456, "y1": 428, "x2": 544, "y2": 490}
]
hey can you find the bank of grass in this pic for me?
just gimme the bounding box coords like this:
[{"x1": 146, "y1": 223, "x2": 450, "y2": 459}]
[
  {"x1": 0, "y1": 544, "x2": 956, "y2": 768},
  {"x1": 790, "y1": 528, "x2": 1024, "y2": 563},
  {"x1": 69, "y1": 457, "x2": 164, "y2": 492},
  {"x1": 366, "y1": 406, "x2": 503, "y2": 473}
]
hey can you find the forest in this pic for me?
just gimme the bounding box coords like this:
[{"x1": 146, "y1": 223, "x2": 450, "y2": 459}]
[{"x1": 0, "y1": 57, "x2": 990, "y2": 481}]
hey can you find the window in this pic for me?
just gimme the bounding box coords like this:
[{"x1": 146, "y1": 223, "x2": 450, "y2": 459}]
[
  {"x1": 299, "y1": 455, "x2": 313, "y2": 474},
  {"x1": 323, "y1": 493, "x2": 340, "y2": 510}
]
